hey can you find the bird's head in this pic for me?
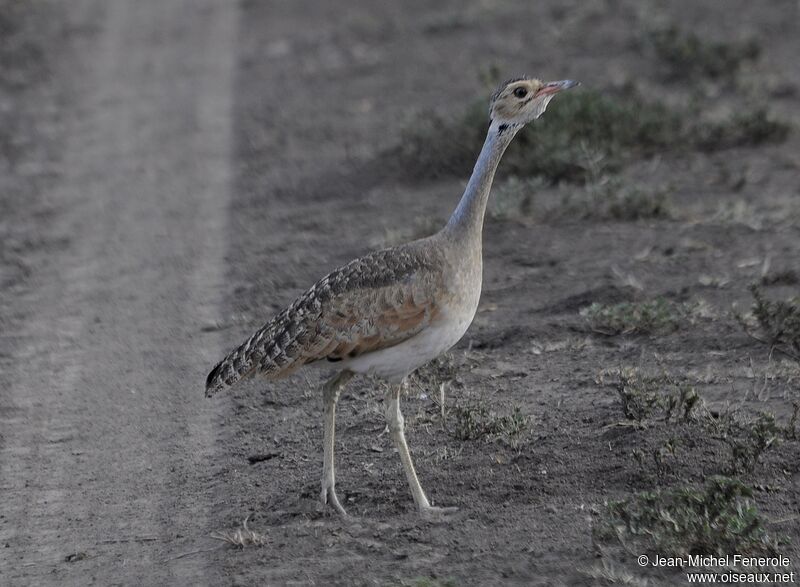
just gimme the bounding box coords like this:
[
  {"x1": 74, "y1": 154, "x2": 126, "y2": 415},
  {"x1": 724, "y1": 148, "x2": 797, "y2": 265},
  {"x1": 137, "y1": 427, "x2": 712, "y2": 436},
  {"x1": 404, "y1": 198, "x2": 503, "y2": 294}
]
[{"x1": 489, "y1": 77, "x2": 579, "y2": 129}]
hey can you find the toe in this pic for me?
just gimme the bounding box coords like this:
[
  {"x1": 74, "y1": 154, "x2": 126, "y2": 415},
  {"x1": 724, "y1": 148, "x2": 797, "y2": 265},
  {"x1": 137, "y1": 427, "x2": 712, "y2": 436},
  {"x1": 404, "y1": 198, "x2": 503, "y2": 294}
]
[
  {"x1": 321, "y1": 486, "x2": 349, "y2": 517},
  {"x1": 420, "y1": 505, "x2": 458, "y2": 520}
]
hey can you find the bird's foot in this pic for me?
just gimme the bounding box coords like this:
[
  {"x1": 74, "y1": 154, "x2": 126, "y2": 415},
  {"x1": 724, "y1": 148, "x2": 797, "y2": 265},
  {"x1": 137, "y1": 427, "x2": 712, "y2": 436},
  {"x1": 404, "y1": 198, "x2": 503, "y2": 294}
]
[
  {"x1": 320, "y1": 482, "x2": 349, "y2": 517},
  {"x1": 419, "y1": 505, "x2": 459, "y2": 521}
]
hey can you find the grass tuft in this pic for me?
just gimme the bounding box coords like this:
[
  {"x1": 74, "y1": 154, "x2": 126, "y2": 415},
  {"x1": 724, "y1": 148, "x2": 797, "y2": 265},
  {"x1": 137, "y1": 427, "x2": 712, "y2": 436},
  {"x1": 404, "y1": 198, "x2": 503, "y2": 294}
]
[
  {"x1": 399, "y1": 89, "x2": 682, "y2": 183},
  {"x1": 398, "y1": 88, "x2": 788, "y2": 185},
  {"x1": 582, "y1": 298, "x2": 695, "y2": 336},
  {"x1": 491, "y1": 173, "x2": 671, "y2": 223},
  {"x1": 598, "y1": 367, "x2": 702, "y2": 423},
  {"x1": 693, "y1": 109, "x2": 790, "y2": 152},
  {"x1": 648, "y1": 25, "x2": 761, "y2": 80},
  {"x1": 450, "y1": 400, "x2": 530, "y2": 449},
  {"x1": 737, "y1": 284, "x2": 800, "y2": 360},
  {"x1": 761, "y1": 269, "x2": 799, "y2": 287},
  {"x1": 594, "y1": 477, "x2": 779, "y2": 557},
  {"x1": 582, "y1": 559, "x2": 648, "y2": 586},
  {"x1": 567, "y1": 172, "x2": 672, "y2": 222},
  {"x1": 489, "y1": 176, "x2": 542, "y2": 221},
  {"x1": 721, "y1": 412, "x2": 782, "y2": 474},
  {"x1": 210, "y1": 516, "x2": 268, "y2": 548}
]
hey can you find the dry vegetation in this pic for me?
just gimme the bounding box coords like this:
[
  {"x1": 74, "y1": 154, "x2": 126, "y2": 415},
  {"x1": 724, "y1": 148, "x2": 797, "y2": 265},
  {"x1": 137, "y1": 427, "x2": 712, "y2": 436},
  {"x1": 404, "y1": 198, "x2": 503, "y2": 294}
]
[
  {"x1": 738, "y1": 285, "x2": 800, "y2": 360},
  {"x1": 647, "y1": 25, "x2": 761, "y2": 81},
  {"x1": 210, "y1": 516, "x2": 269, "y2": 548},
  {"x1": 399, "y1": 73, "x2": 789, "y2": 187},
  {"x1": 582, "y1": 299, "x2": 698, "y2": 336},
  {"x1": 594, "y1": 476, "x2": 780, "y2": 558},
  {"x1": 598, "y1": 367, "x2": 702, "y2": 424}
]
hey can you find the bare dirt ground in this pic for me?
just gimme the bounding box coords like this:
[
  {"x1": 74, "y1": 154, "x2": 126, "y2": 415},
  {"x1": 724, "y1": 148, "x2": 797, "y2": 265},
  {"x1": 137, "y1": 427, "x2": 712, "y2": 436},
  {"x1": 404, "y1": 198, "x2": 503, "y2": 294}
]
[{"x1": 1, "y1": 1, "x2": 798, "y2": 586}]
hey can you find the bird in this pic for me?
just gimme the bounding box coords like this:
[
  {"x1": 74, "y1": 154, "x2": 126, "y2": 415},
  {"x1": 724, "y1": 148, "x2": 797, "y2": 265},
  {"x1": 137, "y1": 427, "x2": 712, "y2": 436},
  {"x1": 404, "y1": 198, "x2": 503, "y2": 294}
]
[{"x1": 206, "y1": 77, "x2": 579, "y2": 518}]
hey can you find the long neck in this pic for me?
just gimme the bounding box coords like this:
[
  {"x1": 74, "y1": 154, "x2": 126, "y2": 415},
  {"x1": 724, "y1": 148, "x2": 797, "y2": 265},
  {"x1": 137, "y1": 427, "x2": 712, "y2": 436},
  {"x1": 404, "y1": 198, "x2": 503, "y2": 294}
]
[{"x1": 444, "y1": 121, "x2": 518, "y2": 240}]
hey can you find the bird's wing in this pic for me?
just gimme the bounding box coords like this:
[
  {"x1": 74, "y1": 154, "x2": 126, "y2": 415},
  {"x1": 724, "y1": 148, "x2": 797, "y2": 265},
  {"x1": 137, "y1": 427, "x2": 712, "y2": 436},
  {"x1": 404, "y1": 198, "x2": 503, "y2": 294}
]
[
  {"x1": 300, "y1": 264, "x2": 442, "y2": 363},
  {"x1": 205, "y1": 245, "x2": 446, "y2": 395}
]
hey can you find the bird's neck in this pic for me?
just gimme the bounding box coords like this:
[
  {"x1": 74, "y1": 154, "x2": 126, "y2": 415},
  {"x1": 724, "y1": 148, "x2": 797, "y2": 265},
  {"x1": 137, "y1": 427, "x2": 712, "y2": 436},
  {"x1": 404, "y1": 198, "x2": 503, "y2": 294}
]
[{"x1": 444, "y1": 121, "x2": 519, "y2": 242}]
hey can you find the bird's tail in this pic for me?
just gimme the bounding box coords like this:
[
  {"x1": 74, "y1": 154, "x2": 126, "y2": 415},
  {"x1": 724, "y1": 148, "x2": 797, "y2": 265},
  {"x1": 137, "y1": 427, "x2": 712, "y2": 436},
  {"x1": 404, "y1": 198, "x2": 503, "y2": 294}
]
[
  {"x1": 205, "y1": 330, "x2": 262, "y2": 397},
  {"x1": 204, "y1": 310, "x2": 308, "y2": 397}
]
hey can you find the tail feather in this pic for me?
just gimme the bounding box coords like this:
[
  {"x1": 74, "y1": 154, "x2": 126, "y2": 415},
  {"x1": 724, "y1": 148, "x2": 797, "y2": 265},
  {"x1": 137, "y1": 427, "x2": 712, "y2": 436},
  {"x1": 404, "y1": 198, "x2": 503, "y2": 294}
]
[
  {"x1": 205, "y1": 361, "x2": 222, "y2": 396},
  {"x1": 205, "y1": 330, "x2": 262, "y2": 397},
  {"x1": 204, "y1": 310, "x2": 308, "y2": 397},
  {"x1": 205, "y1": 274, "x2": 344, "y2": 397},
  {"x1": 204, "y1": 358, "x2": 233, "y2": 397}
]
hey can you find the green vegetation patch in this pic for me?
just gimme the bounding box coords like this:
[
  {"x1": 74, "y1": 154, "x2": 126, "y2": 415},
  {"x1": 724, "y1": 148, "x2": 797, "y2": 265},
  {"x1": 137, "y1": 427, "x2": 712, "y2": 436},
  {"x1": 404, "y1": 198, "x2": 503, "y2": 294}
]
[
  {"x1": 598, "y1": 366, "x2": 795, "y2": 473},
  {"x1": 491, "y1": 175, "x2": 671, "y2": 222},
  {"x1": 489, "y1": 176, "x2": 540, "y2": 221},
  {"x1": 594, "y1": 477, "x2": 780, "y2": 557},
  {"x1": 450, "y1": 400, "x2": 530, "y2": 449},
  {"x1": 600, "y1": 366, "x2": 791, "y2": 473},
  {"x1": 398, "y1": 88, "x2": 788, "y2": 184},
  {"x1": 649, "y1": 25, "x2": 761, "y2": 80},
  {"x1": 693, "y1": 109, "x2": 790, "y2": 152},
  {"x1": 598, "y1": 367, "x2": 701, "y2": 423},
  {"x1": 718, "y1": 412, "x2": 783, "y2": 474},
  {"x1": 561, "y1": 175, "x2": 672, "y2": 222},
  {"x1": 582, "y1": 298, "x2": 696, "y2": 336},
  {"x1": 400, "y1": 90, "x2": 682, "y2": 183},
  {"x1": 737, "y1": 284, "x2": 800, "y2": 359}
]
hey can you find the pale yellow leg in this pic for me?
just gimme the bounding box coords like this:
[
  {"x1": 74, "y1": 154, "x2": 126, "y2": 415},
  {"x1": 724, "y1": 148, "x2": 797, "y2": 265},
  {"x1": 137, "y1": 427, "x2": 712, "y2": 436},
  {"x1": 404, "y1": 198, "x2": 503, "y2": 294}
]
[
  {"x1": 384, "y1": 382, "x2": 458, "y2": 518},
  {"x1": 321, "y1": 370, "x2": 354, "y2": 516}
]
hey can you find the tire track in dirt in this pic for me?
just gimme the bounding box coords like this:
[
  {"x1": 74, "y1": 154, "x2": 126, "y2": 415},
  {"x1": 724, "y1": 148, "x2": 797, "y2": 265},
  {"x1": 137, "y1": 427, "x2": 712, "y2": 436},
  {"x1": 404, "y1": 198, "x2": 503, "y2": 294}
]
[{"x1": 0, "y1": 1, "x2": 235, "y2": 584}]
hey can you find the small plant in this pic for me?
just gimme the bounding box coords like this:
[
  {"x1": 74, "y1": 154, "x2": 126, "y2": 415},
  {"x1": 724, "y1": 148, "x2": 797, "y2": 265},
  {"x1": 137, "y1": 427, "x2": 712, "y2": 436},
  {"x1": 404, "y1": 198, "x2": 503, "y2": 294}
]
[
  {"x1": 692, "y1": 109, "x2": 790, "y2": 152},
  {"x1": 508, "y1": 90, "x2": 683, "y2": 181},
  {"x1": 489, "y1": 176, "x2": 541, "y2": 220},
  {"x1": 490, "y1": 173, "x2": 671, "y2": 223},
  {"x1": 738, "y1": 284, "x2": 800, "y2": 360},
  {"x1": 761, "y1": 269, "x2": 798, "y2": 287},
  {"x1": 603, "y1": 367, "x2": 662, "y2": 421},
  {"x1": 210, "y1": 516, "x2": 268, "y2": 548},
  {"x1": 397, "y1": 87, "x2": 788, "y2": 184},
  {"x1": 648, "y1": 25, "x2": 761, "y2": 80},
  {"x1": 602, "y1": 183, "x2": 671, "y2": 221},
  {"x1": 718, "y1": 412, "x2": 783, "y2": 473},
  {"x1": 399, "y1": 89, "x2": 683, "y2": 183},
  {"x1": 634, "y1": 438, "x2": 684, "y2": 481},
  {"x1": 570, "y1": 166, "x2": 672, "y2": 221},
  {"x1": 450, "y1": 400, "x2": 530, "y2": 448},
  {"x1": 598, "y1": 367, "x2": 702, "y2": 423},
  {"x1": 594, "y1": 477, "x2": 779, "y2": 557},
  {"x1": 582, "y1": 299, "x2": 694, "y2": 336},
  {"x1": 582, "y1": 559, "x2": 647, "y2": 586}
]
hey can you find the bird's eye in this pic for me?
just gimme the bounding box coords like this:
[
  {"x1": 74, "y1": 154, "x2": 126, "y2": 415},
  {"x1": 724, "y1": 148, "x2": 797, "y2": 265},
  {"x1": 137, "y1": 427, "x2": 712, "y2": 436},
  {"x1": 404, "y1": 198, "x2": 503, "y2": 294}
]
[{"x1": 513, "y1": 87, "x2": 528, "y2": 98}]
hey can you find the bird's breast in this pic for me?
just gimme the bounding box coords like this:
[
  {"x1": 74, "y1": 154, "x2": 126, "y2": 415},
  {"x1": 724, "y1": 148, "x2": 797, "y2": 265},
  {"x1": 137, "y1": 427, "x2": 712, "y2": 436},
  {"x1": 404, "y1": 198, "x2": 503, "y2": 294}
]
[{"x1": 342, "y1": 296, "x2": 478, "y2": 383}]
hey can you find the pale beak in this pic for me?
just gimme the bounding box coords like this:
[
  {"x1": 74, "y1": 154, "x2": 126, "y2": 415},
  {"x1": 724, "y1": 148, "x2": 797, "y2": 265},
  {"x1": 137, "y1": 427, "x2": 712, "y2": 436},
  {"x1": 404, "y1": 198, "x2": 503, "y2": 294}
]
[{"x1": 537, "y1": 79, "x2": 580, "y2": 97}]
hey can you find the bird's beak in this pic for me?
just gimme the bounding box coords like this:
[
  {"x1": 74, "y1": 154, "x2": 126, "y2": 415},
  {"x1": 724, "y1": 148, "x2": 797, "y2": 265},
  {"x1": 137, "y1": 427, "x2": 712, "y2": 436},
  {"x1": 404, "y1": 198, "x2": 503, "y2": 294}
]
[{"x1": 537, "y1": 79, "x2": 580, "y2": 97}]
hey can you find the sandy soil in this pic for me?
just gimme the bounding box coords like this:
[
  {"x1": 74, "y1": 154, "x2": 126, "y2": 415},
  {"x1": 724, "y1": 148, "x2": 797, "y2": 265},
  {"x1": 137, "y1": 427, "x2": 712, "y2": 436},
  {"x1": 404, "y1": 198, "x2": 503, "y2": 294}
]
[{"x1": 1, "y1": 0, "x2": 798, "y2": 585}]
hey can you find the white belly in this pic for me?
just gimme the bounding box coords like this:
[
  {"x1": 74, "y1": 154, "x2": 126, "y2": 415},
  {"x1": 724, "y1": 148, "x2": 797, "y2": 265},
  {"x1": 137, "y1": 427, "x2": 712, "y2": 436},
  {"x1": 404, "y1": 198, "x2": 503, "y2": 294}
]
[{"x1": 342, "y1": 305, "x2": 476, "y2": 383}]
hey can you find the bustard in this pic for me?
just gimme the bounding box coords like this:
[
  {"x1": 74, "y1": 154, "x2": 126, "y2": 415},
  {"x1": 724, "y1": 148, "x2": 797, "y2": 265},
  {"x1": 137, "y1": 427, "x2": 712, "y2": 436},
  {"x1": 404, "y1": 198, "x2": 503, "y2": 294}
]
[{"x1": 206, "y1": 77, "x2": 579, "y2": 518}]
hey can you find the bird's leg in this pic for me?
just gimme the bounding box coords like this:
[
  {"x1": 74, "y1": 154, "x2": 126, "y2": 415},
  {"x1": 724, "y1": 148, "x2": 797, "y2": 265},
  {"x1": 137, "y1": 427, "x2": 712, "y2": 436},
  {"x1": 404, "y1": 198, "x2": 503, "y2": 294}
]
[
  {"x1": 321, "y1": 370, "x2": 354, "y2": 516},
  {"x1": 384, "y1": 382, "x2": 458, "y2": 519}
]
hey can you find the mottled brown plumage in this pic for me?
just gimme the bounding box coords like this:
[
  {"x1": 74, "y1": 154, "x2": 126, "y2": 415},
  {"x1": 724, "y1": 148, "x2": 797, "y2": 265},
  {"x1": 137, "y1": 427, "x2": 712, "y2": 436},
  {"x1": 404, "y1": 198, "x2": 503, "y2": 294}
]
[
  {"x1": 205, "y1": 241, "x2": 448, "y2": 395},
  {"x1": 206, "y1": 77, "x2": 579, "y2": 517}
]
